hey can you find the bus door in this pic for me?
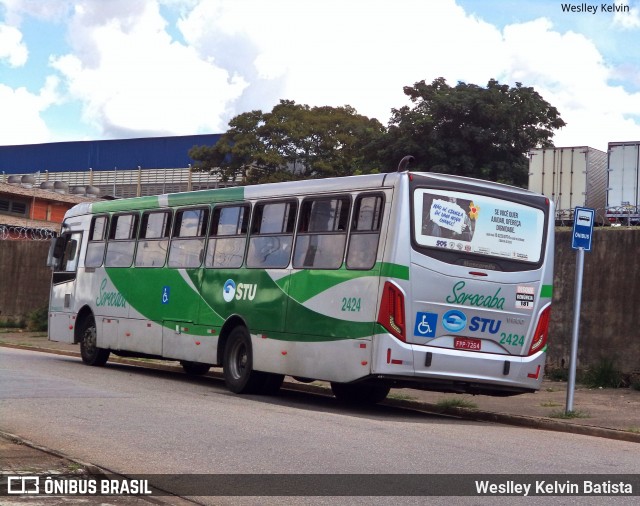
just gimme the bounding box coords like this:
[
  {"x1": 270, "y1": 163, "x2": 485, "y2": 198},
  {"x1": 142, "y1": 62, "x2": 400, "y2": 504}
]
[{"x1": 48, "y1": 230, "x2": 83, "y2": 343}]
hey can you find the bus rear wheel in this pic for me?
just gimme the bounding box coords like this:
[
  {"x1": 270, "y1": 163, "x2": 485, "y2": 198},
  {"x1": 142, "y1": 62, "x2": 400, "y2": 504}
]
[
  {"x1": 80, "y1": 315, "x2": 110, "y2": 366},
  {"x1": 330, "y1": 382, "x2": 390, "y2": 405},
  {"x1": 223, "y1": 326, "x2": 283, "y2": 395}
]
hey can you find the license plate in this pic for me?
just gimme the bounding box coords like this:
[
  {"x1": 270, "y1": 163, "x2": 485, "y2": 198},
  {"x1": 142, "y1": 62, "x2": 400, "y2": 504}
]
[{"x1": 454, "y1": 337, "x2": 481, "y2": 351}]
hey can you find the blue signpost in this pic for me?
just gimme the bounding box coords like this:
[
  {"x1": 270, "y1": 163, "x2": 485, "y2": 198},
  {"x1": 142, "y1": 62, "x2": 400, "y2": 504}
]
[
  {"x1": 572, "y1": 207, "x2": 595, "y2": 250},
  {"x1": 567, "y1": 207, "x2": 595, "y2": 413}
]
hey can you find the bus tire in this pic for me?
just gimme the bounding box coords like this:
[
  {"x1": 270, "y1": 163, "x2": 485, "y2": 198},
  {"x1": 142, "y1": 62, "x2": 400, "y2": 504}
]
[
  {"x1": 330, "y1": 382, "x2": 390, "y2": 405},
  {"x1": 79, "y1": 315, "x2": 110, "y2": 366},
  {"x1": 180, "y1": 361, "x2": 211, "y2": 376},
  {"x1": 223, "y1": 326, "x2": 262, "y2": 394}
]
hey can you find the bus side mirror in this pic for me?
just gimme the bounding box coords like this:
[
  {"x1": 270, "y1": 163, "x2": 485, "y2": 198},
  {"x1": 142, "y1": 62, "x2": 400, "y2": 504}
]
[{"x1": 46, "y1": 237, "x2": 65, "y2": 268}]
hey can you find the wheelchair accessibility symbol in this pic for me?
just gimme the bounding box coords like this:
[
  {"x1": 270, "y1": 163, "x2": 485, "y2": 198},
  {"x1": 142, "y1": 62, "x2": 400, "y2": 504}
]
[
  {"x1": 414, "y1": 312, "x2": 437, "y2": 338},
  {"x1": 162, "y1": 286, "x2": 170, "y2": 305}
]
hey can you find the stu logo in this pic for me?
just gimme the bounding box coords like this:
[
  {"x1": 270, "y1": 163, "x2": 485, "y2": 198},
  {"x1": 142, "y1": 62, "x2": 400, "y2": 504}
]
[
  {"x1": 469, "y1": 316, "x2": 502, "y2": 334},
  {"x1": 223, "y1": 279, "x2": 257, "y2": 302}
]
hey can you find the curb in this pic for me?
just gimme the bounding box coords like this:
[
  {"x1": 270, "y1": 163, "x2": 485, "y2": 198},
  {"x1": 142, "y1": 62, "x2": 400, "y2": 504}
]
[
  {"x1": 0, "y1": 431, "x2": 178, "y2": 504},
  {"x1": 380, "y1": 398, "x2": 640, "y2": 444},
  {"x1": 3, "y1": 343, "x2": 639, "y2": 444},
  {"x1": 0, "y1": 430, "x2": 110, "y2": 477}
]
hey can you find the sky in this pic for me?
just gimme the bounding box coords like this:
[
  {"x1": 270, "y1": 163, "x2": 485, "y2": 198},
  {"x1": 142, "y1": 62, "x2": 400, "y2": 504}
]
[{"x1": 1, "y1": 0, "x2": 640, "y2": 152}]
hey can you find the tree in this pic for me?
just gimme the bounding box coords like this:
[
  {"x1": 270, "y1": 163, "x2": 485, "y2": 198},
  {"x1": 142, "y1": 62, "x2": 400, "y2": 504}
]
[
  {"x1": 189, "y1": 100, "x2": 385, "y2": 184},
  {"x1": 378, "y1": 78, "x2": 566, "y2": 186}
]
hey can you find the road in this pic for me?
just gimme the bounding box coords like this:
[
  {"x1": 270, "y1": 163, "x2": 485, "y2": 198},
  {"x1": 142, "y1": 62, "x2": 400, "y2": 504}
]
[{"x1": 1, "y1": 347, "x2": 639, "y2": 504}]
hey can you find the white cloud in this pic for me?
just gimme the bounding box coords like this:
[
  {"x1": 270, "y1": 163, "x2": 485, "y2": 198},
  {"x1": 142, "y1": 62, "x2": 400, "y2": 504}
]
[
  {"x1": 0, "y1": 0, "x2": 72, "y2": 24},
  {"x1": 176, "y1": 0, "x2": 640, "y2": 151},
  {"x1": 0, "y1": 23, "x2": 28, "y2": 66},
  {"x1": 49, "y1": 0, "x2": 247, "y2": 137},
  {"x1": 177, "y1": 0, "x2": 506, "y2": 123},
  {"x1": 500, "y1": 17, "x2": 640, "y2": 150},
  {"x1": 0, "y1": 76, "x2": 60, "y2": 144},
  {"x1": 613, "y1": 0, "x2": 640, "y2": 29},
  {"x1": 2, "y1": 0, "x2": 640, "y2": 150}
]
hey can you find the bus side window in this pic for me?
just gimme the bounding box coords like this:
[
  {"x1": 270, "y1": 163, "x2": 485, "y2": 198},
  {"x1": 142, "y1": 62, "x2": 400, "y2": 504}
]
[
  {"x1": 246, "y1": 201, "x2": 297, "y2": 269},
  {"x1": 59, "y1": 232, "x2": 82, "y2": 272},
  {"x1": 293, "y1": 196, "x2": 350, "y2": 269},
  {"x1": 205, "y1": 204, "x2": 249, "y2": 268},
  {"x1": 136, "y1": 210, "x2": 172, "y2": 268},
  {"x1": 85, "y1": 215, "x2": 109, "y2": 268},
  {"x1": 168, "y1": 207, "x2": 209, "y2": 268},
  {"x1": 105, "y1": 213, "x2": 139, "y2": 268},
  {"x1": 346, "y1": 194, "x2": 384, "y2": 270}
]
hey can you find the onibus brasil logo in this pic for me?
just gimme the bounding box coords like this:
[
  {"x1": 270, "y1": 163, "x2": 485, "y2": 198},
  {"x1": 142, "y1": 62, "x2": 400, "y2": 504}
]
[{"x1": 223, "y1": 279, "x2": 257, "y2": 302}]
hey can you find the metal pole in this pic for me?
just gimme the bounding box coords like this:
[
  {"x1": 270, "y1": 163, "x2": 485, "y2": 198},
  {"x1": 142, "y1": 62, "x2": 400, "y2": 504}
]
[{"x1": 566, "y1": 246, "x2": 585, "y2": 413}]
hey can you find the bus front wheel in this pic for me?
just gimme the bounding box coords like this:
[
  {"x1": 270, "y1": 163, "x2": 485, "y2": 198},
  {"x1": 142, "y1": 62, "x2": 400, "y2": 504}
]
[
  {"x1": 330, "y1": 382, "x2": 390, "y2": 405},
  {"x1": 223, "y1": 326, "x2": 283, "y2": 395},
  {"x1": 79, "y1": 316, "x2": 110, "y2": 366}
]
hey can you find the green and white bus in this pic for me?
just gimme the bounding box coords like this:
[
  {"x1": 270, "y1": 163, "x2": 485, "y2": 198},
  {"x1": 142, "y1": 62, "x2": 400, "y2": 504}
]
[{"x1": 47, "y1": 162, "x2": 554, "y2": 403}]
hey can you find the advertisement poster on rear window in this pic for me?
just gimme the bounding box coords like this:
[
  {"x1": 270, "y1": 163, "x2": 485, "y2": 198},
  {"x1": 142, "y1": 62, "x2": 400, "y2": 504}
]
[{"x1": 413, "y1": 189, "x2": 545, "y2": 263}]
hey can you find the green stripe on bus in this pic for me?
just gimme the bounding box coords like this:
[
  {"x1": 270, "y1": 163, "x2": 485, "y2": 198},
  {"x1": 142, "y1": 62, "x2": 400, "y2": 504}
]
[
  {"x1": 91, "y1": 187, "x2": 246, "y2": 214},
  {"x1": 92, "y1": 196, "x2": 160, "y2": 213},
  {"x1": 380, "y1": 262, "x2": 409, "y2": 280},
  {"x1": 277, "y1": 262, "x2": 409, "y2": 303},
  {"x1": 540, "y1": 284, "x2": 553, "y2": 298},
  {"x1": 105, "y1": 266, "x2": 379, "y2": 340},
  {"x1": 167, "y1": 187, "x2": 245, "y2": 207}
]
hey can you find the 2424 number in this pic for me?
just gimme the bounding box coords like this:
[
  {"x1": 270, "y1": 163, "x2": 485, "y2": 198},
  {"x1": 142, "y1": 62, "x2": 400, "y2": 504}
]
[
  {"x1": 500, "y1": 332, "x2": 525, "y2": 346},
  {"x1": 341, "y1": 297, "x2": 361, "y2": 312}
]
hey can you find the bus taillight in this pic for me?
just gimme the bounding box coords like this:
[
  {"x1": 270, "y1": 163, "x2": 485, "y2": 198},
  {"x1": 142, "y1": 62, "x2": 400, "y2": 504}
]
[
  {"x1": 378, "y1": 282, "x2": 406, "y2": 342},
  {"x1": 528, "y1": 305, "x2": 551, "y2": 355}
]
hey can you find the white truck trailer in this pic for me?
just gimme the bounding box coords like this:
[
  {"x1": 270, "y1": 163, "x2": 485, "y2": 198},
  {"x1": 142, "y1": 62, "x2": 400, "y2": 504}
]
[
  {"x1": 528, "y1": 146, "x2": 608, "y2": 224},
  {"x1": 607, "y1": 142, "x2": 640, "y2": 224}
]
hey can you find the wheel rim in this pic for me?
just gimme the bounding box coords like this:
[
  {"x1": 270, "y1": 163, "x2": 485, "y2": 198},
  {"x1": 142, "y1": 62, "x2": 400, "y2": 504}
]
[
  {"x1": 229, "y1": 339, "x2": 248, "y2": 380},
  {"x1": 83, "y1": 325, "x2": 97, "y2": 356}
]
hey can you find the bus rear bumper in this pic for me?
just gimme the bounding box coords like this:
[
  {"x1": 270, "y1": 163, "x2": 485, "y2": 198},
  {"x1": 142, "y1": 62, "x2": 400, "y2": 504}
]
[{"x1": 371, "y1": 333, "x2": 546, "y2": 396}]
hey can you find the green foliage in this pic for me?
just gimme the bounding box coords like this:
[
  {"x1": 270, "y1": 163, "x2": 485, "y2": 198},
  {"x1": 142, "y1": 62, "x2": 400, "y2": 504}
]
[
  {"x1": 435, "y1": 397, "x2": 478, "y2": 409},
  {"x1": 190, "y1": 100, "x2": 386, "y2": 184},
  {"x1": 190, "y1": 78, "x2": 566, "y2": 186},
  {"x1": 27, "y1": 305, "x2": 49, "y2": 332},
  {"x1": 545, "y1": 367, "x2": 569, "y2": 382},
  {"x1": 0, "y1": 316, "x2": 26, "y2": 329},
  {"x1": 582, "y1": 358, "x2": 624, "y2": 389},
  {"x1": 550, "y1": 409, "x2": 590, "y2": 419},
  {"x1": 378, "y1": 78, "x2": 566, "y2": 186}
]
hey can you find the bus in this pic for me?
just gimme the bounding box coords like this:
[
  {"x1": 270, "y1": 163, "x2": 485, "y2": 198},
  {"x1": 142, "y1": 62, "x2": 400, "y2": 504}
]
[{"x1": 47, "y1": 161, "x2": 554, "y2": 404}]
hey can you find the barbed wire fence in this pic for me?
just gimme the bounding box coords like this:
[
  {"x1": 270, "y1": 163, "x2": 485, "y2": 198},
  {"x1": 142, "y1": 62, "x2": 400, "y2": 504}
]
[{"x1": 0, "y1": 225, "x2": 57, "y2": 241}]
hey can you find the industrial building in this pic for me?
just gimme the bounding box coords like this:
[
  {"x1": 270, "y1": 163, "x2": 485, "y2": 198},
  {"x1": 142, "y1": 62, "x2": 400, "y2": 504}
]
[{"x1": 0, "y1": 134, "x2": 228, "y2": 199}]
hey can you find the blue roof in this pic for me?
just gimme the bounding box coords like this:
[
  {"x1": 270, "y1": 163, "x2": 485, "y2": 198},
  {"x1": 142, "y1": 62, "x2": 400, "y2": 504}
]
[{"x1": 0, "y1": 134, "x2": 221, "y2": 174}]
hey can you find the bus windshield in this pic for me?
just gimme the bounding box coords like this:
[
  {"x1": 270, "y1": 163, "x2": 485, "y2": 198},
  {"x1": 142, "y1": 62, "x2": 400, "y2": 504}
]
[{"x1": 413, "y1": 188, "x2": 545, "y2": 264}]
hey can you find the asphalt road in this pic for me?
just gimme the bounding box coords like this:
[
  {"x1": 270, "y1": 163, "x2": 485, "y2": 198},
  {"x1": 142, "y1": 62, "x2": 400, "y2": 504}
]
[{"x1": 2, "y1": 347, "x2": 639, "y2": 504}]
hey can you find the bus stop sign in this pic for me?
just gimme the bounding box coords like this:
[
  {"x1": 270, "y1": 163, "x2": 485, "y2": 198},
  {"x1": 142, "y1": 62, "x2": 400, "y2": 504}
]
[{"x1": 572, "y1": 207, "x2": 595, "y2": 251}]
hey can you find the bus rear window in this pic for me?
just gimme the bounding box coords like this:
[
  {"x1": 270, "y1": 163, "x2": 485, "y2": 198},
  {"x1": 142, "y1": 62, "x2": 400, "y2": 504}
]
[{"x1": 413, "y1": 189, "x2": 545, "y2": 264}]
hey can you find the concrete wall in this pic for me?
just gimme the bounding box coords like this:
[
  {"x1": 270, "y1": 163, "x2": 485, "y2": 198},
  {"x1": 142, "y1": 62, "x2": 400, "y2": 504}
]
[
  {"x1": 548, "y1": 228, "x2": 640, "y2": 374},
  {"x1": 0, "y1": 241, "x2": 51, "y2": 321},
  {"x1": 1, "y1": 230, "x2": 639, "y2": 373}
]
